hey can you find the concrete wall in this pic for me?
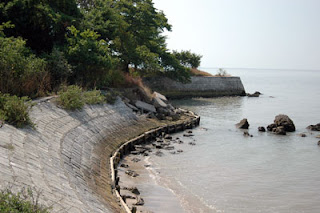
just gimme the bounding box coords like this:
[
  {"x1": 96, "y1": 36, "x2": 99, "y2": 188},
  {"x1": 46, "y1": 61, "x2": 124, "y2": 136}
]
[
  {"x1": 143, "y1": 76, "x2": 246, "y2": 98},
  {"x1": 0, "y1": 98, "x2": 171, "y2": 213}
]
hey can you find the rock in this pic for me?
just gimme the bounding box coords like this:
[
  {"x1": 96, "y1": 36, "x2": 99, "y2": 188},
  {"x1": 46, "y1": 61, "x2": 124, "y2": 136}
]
[
  {"x1": 164, "y1": 146, "x2": 175, "y2": 150},
  {"x1": 153, "y1": 91, "x2": 167, "y2": 102},
  {"x1": 316, "y1": 135, "x2": 320, "y2": 139},
  {"x1": 153, "y1": 96, "x2": 167, "y2": 108},
  {"x1": 236, "y1": 119, "x2": 250, "y2": 129},
  {"x1": 125, "y1": 170, "x2": 139, "y2": 177},
  {"x1": 243, "y1": 131, "x2": 250, "y2": 136},
  {"x1": 273, "y1": 126, "x2": 286, "y2": 135},
  {"x1": 155, "y1": 151, "x2": 164, "y2": 157},
  {"x1": 135, "y1": 100, "x2": 156, "y2": 113},
  {"x1": 267, "y1": 115, "x2": 295, "y2": 134},
  {"x1": 187, "y1": 130, "x2": 193, "y2": 134},
  {"x1": 258, "y1": 126, "x2": 266, "y2": 132},
  {"x1": 121, "y1": 194, "x2": 135, "y2": 200},
  {"x1": 164, "y1": 134, "x2": 172, "y2": 140},
  {"x1": 183, "y1": 133, "x2": 194, "y2": 137},
  {"x1": 0, "y1": 120, "x2": 3, "y2": 128},
  {"x1": 188, "y1": 142, "x2": 196, "y2": 146},
  {"x1": 299, "y1": 133, "x2": 307, "y2": 137},
  {"x1": 273, "y1": 114, "x2": 295, "y2": 132},
  {"x1": 131, "y1": 158, "x2": 141, "y2": 163},
  {"x1": 307, "y1": 123, "x2": 320, "y2": 131},
  {"x1": 267, "y1": 123, "x2": 277, "y2": 131},
  {"x1": 120, "y1": 164, "x2": 129, "y2": 168},
  {"x1": 318, "y1": 141, "x2": 320, "y2": 146},
  {"x1": 126, "y1": 103, "x2": 139, "y2": 111},
  {"x1": 247, "y1": 91, "x2": 261, "y2": 97},
  {"x1": 177, "y1": 149, "x2": 183, "y2": 153},
  {"x1": 155, "y1": 145, "x2": 163, "y2": 149},
  {"x1": 144, "y1": 165, "x2": 151, "y2": 167},
  {"x1": 135, "y1": 197, "x2": 145, "y2": 206},
  {"x1": 124, "y1": 187, "x2": 140, "y2": 195}
]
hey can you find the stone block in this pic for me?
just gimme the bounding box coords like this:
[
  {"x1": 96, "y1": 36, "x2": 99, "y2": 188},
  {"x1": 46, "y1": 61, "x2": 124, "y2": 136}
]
[
  {"x1": 135, "y1": 101, "x2": 156, "y2": 113},
  {"x1": 153, "y1": 96, "x2": 167, "y2": 108},
  {"x1": 153, "y1": 92, "x2": 167, "y2": 102}
]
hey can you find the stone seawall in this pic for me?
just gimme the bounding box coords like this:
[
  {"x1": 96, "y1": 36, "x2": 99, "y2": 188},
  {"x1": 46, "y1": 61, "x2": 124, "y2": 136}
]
[
  {"x1": 143, "y1": 76, "x2": 246, "y2": 98},
  {"x1": 0, "y1": 98, "x2": 184, "y2": 213}
]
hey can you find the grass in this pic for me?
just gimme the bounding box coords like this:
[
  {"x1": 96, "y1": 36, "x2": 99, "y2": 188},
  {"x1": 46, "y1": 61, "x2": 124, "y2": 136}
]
[{"x1": 190, "y1": 68, "x2": 213, "y2": 77}]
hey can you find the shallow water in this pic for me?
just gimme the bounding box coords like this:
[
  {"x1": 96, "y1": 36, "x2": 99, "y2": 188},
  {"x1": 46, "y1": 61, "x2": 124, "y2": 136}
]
[{"x1": 144, "y1": 69, "x2": 320, "y2": 212}]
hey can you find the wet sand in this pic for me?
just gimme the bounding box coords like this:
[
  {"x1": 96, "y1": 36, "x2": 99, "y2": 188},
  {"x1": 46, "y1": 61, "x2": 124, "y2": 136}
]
[{"x1": 117, "y1": 133, "x2": 197, "y2": 213}]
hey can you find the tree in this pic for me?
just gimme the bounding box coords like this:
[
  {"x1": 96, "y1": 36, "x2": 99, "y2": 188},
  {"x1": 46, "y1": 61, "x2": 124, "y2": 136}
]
[
  {"x1": 0, "y1": 0, "x2": 81, "y2": 53},
  {"x1": 173, "y1": 50, "x2": 202, "y2": 68},
  {"x1": 65, "y1": 26, "x2": 114, "y2": 86}
]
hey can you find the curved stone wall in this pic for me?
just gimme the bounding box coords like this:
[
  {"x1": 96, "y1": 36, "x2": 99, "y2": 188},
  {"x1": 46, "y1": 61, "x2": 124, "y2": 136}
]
[{"x1": 0, "y1": 98, "x2": 168, "y2": 213}]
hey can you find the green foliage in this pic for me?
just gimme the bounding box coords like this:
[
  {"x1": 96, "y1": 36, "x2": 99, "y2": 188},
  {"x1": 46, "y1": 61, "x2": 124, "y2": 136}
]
[
  {"x1": 1, "y1": 0, "x2": 81, "y2": 53},
  {"x1": 0, "y1": 36, "x2": 49, "y2": 97},
  {"x1": 58, "y1": 85, "x2": 107, "y2": 110},
  {"x1": 83, "y1": 89, "x2": 105, "y2": 105},
  {"x1": 0, "y1": 93, "x2": 33, "y2": 128},
  {"x1": 0, "y1": 187, "x2": 50, "y2": 213},
  {"x1": 65, "y1": 26, "x2": 114, "y2": 86},
  {"x1": 58, "y1": 85, "x2": 84, "y2": 110},
  {"x1": 173, "y1": 50, "x2": 202, "y2": 68},
  {"x1": 44, "y1": 48, "x2": 73, "y2": 89}
]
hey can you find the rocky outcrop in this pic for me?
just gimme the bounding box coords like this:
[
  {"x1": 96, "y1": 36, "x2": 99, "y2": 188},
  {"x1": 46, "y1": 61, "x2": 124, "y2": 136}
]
[
  {"x1": 258, "y1": 126, "x2": 266, "y2": 132},
  {"x1": 247, "y1": 91, "x2": 261, "y2": 97},
  {"x1": 307, "y1": 123, "x2": 320, "y2": 131},
  {"x1": 236, "y1": 119, "x2": 250, "y2": 129},
  {"x1": 267, "y1": 114, "x2": 295, "y2": 135}
]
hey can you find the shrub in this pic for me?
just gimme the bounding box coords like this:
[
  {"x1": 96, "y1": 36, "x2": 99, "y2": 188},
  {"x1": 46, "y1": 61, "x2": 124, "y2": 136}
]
[
  {"x1": 57, "y1": 85, "x2": 84, "y2": 110},
  {"x1": 58, "y1": 86, "x2": 109, "y2": 110},
  {"x1": 0, "y1": 187, "x2": 50, "y2": 213},
  {"x1": 83, "y1": 89, "x2": 105, "y2": 105},
  {"x1": 0, "y1": 93, "x2": 33, "y2": 128},
  {"x1": 0, "y1": 36, "x2": 50, "y2": 97}
]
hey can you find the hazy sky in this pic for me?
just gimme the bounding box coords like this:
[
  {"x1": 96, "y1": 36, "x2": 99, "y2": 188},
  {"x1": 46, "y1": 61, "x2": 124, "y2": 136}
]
[{"x1": 153, "y1": 0, "x2": 320, "y2": 70}]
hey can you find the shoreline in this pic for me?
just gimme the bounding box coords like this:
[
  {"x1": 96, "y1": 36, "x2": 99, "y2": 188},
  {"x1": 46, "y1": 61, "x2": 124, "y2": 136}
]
[
  {"x1": 110, "y1": 111, "x2": 200, "y2": 212},
  {"x1": 0, "y1": 97, "x2": 198, "y2": 213}
]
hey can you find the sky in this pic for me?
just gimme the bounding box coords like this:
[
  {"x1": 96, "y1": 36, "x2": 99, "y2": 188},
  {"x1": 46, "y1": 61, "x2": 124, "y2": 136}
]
[{"x1": 153, "y1": 0, "x2": 320, "y2": 70}]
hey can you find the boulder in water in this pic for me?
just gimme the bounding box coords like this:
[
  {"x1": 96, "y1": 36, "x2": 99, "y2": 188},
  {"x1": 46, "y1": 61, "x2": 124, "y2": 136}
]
[
  {"x1": 236, "y1": 119, "x2": 250, "y2": 129},
  {"x1": 307, "y1": 123, "x2": 320, "y2": 131}
]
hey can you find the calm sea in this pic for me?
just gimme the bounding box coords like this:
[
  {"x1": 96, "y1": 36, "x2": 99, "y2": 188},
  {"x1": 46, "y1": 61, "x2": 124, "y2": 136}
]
[{"x1": 142, "y1": 69, "x2": 320, "y2": 213}]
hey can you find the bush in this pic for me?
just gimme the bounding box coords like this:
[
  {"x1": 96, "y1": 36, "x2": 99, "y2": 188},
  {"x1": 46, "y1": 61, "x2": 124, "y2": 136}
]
[
  {"x1": 57, "y1": 85, "x2": 84, "y2": 110},
  {"x1": 83, "y1": 89, "x2": 105, "y2": 105},
  {"x1": 0, "y1": 187, "x2": 50, "y2": 213},
  {"x1": 0, "y1": 93, "x2": 33, "y2": 128},
  {"x1": 0, "y1": 36, "x2": 50, "y2": 97},
  {"x1": 58, "y1": 86, "x2": 108, "y2": 110}
]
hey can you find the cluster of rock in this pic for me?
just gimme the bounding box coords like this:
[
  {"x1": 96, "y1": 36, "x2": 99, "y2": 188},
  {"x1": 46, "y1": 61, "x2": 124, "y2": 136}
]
[
  {"x1": 236, "y1": 115, "x2": 320, "y2": 145},
  {"x1": 266, "y1": 114, "x2": 296, "y2": 135},
  {"x1": 118, "y1": 130, "x2": 197, "y2": 212},
  {"x1": 307, "y1": 123, "x2": 320, "y2": 131},
  {"x1": 236, "y1": 114, "x2": 296, "y2": 136},
  {"x1": 123, "y1": 90, "x2": 181, "y2": 121}
]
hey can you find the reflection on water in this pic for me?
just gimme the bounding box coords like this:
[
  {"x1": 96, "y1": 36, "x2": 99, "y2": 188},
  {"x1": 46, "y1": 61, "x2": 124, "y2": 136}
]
[{"x1": 148, "y1": 69, "x2": 320, "y2": 213}]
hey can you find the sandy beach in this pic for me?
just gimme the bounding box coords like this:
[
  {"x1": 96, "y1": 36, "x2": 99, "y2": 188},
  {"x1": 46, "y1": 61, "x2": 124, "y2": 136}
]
[{"x1": 117, "y1": 132, "x2": 198, "y2": 213}]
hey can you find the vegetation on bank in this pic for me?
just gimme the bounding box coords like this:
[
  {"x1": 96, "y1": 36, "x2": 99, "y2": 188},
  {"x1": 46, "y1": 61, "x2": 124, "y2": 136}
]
[
  {"x1": 0, "y1": 0, "x2": 204, "y2": 127},
  {"x1": 0, "y1": 187, "x2": 50, "y2": 213}
]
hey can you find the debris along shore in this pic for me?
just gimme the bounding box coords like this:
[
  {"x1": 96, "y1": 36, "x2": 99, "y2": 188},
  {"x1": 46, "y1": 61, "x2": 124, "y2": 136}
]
[{"x1": 110, "y1": 99, "x2": 200, "y2": 212}]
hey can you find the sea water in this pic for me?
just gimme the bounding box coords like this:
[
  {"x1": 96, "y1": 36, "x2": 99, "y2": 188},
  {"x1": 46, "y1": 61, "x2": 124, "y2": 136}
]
[{"x1": 142, "y1": 69, "x2": 320, "y2": 213}]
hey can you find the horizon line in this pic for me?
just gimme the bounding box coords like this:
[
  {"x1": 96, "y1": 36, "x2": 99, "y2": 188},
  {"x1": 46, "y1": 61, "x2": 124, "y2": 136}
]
[{"x1": 198, "y1": 67, "x2": 320, "y2": 72}]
